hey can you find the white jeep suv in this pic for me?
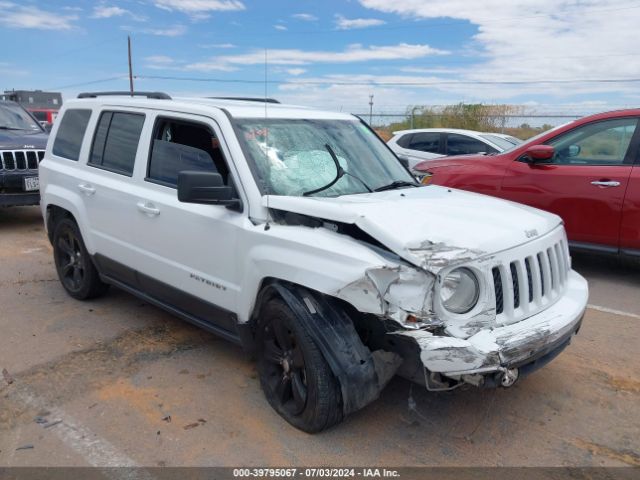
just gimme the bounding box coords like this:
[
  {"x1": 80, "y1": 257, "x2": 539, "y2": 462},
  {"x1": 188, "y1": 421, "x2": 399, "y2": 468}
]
[{"x1": 40, "y1": 92, "x2": 588, "y2": 432}]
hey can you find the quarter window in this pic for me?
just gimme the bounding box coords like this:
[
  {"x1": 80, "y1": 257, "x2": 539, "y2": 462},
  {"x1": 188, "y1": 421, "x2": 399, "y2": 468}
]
[
  {"x1": 146, "y1": 118, "x2": 230, "y2": 188},
  {"x1": 546, "y1": 118, "x2": 638, "y2": 165},
  {"x1": 52, "y1": 109, "x2": 91, "y2": 161},
  {"x1": 89, "y1": 111, "x2": 145, "y2": 176}
]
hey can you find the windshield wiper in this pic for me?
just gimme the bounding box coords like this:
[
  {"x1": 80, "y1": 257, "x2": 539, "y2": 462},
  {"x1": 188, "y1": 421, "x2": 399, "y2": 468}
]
[
  {"x1": 373, "y1": 180, "x2": 420, "y2": 192},
  {"x1": 302, "y1": 144, "x2": 373, "y2": 197},
  {"x1": 0, "y1": 126, "x2": 26, "y2": 131}
]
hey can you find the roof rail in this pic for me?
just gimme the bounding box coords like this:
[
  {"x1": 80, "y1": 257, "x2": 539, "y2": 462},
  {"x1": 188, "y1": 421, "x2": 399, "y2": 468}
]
[
  {"x1": 208, "y1": 96, "x2": 280, "y2": 104},
  {"x1": 77, "y1": 91, "x2": 172, "y2": 100}
]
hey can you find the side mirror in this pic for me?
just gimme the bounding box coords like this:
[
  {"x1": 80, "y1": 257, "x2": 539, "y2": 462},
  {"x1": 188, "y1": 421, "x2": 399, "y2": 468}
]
[
  {"x1": 523, "y1": 144, "x2": 554, "y2": 163},
  {"x1": 177, "y1": 171, "x2": 241, "y2": 210}
]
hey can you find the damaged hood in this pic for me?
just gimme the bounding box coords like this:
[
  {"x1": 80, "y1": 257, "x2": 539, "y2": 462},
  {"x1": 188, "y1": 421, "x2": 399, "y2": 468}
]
[{"x1": 264, "y1": 186, "x2": 562, "y2": 270}]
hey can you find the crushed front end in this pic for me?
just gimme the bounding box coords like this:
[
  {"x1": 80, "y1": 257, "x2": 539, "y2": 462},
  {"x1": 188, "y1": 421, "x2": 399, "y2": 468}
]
[{"x1": 339, "y1": 225, "x2": 588, "y2": 390}]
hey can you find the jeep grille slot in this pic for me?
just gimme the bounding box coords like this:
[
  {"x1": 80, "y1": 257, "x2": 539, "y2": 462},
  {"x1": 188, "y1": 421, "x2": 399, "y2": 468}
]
[
  {"x1": 491, "y1": 236, "x2": 570, "y2": 325},
  {"x1": 492, "y1": 267, "x2": 504, "y2": 315},
  {"x1": 0, "y1": 150, "x2": 44, "y2": 170}
]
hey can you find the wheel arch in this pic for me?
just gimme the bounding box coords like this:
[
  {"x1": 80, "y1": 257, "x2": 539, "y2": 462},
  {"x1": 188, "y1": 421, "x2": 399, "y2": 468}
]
[
  {"x1": 43, "y1": 185, "x2": 94, "y2": 252},
  {"x1": 247, "y1": 278, "x2": 401, "y2": 416}
]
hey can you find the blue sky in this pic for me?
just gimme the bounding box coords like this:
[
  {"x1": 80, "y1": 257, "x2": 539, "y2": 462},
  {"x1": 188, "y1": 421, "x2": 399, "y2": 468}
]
[{"x1": 1, "y1": 0, "x2": 639, "y2": 116}]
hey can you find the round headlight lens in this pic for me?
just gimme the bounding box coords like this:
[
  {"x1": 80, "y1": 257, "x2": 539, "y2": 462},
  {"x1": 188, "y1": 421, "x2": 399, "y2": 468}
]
[{"x1": 440, "y1": 267, "x2": 479, "y2": 314}]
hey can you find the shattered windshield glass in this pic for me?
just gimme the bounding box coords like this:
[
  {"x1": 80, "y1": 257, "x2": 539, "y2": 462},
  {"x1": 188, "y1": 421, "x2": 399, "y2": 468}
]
[{"x1": 236, "y1": 118, "x2": 415, "y2": 197}]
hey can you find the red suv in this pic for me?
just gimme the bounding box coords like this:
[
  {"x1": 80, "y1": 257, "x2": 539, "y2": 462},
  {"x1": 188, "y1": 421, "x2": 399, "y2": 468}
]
[{"x1": 414, "y1": 109, "x2": 640, "y2": 256}]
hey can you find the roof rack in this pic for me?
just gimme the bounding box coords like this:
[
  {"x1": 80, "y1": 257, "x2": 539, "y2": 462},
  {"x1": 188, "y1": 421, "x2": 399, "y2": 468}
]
[
  {"x1": 208, "y1": 96, "x2": 280, "y2": 104},
  {"x1": 77, "y1": 91, "x2": 172, "y2": 100}
]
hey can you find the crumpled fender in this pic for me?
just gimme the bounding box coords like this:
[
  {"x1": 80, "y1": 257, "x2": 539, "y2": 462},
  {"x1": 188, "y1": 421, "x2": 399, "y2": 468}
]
[{"x1": 265, "y1": 281, "x2": 402, "y2": 416}]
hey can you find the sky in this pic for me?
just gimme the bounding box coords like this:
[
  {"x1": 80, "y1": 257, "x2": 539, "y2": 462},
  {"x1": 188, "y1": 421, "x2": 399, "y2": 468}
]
[{"x1": 1, "y1": 0, "x2": 640, "y2": 117}]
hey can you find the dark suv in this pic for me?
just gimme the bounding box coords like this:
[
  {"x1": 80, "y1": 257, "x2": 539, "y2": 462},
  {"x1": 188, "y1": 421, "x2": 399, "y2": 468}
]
[{"x1": 0, "y1": 101, "x2": 48, "y2": 207}]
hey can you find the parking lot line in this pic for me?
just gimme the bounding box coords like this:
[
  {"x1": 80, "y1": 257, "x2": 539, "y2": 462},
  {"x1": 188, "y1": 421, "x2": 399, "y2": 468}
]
[{"x1": 587, "y1": 304, "x2": 640, "y2": 320}]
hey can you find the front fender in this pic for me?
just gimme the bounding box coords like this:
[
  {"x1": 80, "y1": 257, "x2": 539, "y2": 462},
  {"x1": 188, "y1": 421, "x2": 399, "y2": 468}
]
[{"x1": 262, "y1": 282, "x2": 401, "y2": 416}]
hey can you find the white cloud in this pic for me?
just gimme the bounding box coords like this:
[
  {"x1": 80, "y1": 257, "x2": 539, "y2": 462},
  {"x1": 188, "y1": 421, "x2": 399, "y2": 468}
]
[
  {"x1": 144, "y1": 55, "x2": 181, "y2": 69},
  {"x1": 286, "y1": 68, "x2": 307, "y2": 76},
  {"x1": 186, "y1": 43, "x2": 448, "y2": 71},
  {"x1": 0, "y1": 2, "x2": 78, "y2": 30},
  {"x1": 0, "y1": 61, "x2": 28, "y2": 76},
  {"x1": 359, "y1": 0, "x2": 640, "y2": 99},
  {"x1": 274, "y1": 24, "x2": 287, "y2": 31},
  {"x1": 198, "y1": 43, "x2": 236, "y2": 49},
  {"x1": 292, "y1": 13, "x2": 317, "y2": 21},
  {"x1": 334, "y1": 15, "x2": 385, "y2": 30},
  {"x1": 153, "y1": 0, "x2": 245, "y2": 15},
  {"x1": 92, "y1": 5, "x2": 146, "y2": 21},
  {"x1": 92, "y1": 5, "x2": 126, "y2": 18},
  {"x1": 141, "y1": 24, "x2": 187, "y2": 36}
]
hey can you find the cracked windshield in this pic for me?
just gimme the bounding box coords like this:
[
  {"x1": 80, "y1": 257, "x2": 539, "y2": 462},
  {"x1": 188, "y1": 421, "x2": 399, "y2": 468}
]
[{"x1": 236, "y1": 119, "x2": 414, "y2": 196}]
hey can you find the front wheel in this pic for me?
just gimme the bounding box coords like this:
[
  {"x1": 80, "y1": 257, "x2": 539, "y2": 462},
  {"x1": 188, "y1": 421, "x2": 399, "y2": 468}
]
[
  {"x1": 52, "y1": 217, "x2": 108, "y2": 300},
  {"x1": 257, "y1": 299, "x2": 343, "y2": 433}
]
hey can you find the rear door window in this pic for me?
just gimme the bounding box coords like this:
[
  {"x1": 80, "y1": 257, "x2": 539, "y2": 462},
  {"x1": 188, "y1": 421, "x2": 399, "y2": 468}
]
[
  {"x1": 89, "y1": 111, "x2": 145, "y2": 176},
  {"x1": 407, "y1": 132, "x2": 440, "y2": 153},
  {"x1": 52, "y1": 109, "x2": 92, "y2": 161}
]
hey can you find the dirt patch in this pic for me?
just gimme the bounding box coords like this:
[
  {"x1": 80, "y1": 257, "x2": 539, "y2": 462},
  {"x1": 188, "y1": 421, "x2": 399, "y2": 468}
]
[
  {"x1": 573, "y1": 439, "x2": 640, "y2": 466},
  {"x1": 0, "y1": 323, "x2": 208, "y2": 430}
]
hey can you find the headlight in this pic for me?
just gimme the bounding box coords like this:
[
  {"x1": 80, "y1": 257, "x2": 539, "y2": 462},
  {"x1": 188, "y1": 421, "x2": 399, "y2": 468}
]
[
  {"x1": 440, "y1": 267, "x2": 479, "y2": 314},
  {"x1": 420, "y1": 173, "x2": 433, "y2": 185}
]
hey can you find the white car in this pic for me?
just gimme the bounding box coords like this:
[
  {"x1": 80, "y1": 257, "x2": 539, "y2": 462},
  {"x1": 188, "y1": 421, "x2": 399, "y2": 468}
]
[
  {"x1": 40, "y1": 92, "x2": 588, "y2": 432},
  {"x1": 388, "y1": 128, "x2": 517, "y2": 171}
]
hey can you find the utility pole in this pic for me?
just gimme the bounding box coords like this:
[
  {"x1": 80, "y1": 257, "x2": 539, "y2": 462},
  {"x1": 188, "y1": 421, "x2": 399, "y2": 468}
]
[
  {"x1": 128, "y1": 35, "x2": 134, "y2": 96},
  {"x1": 368, "y1": 94, "x2": 374, "y2": 125}
]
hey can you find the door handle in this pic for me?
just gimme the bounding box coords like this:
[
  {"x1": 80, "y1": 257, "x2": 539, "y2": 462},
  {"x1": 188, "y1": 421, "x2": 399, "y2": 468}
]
[
  {"x1": 78, "y1": 183, "x2": 96, "y2": 196},
  {"x1": 137, "y1": 201, "x2": 160, "y2": 217},
  {"x1": 590, "y1": 180, "x2": 621, "y2": 188}
]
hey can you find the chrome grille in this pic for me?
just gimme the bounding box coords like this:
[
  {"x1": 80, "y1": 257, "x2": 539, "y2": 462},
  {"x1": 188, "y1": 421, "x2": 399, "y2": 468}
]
[
  {"x1": 492, "y1": 237, "x2": 570, "y2": 324},
  {"x1": 0, "y1": 150, "x2": 44, "y2": 170}
]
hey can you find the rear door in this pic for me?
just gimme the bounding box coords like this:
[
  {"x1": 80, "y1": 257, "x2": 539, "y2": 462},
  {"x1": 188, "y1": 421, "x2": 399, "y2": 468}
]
[
  {"x1": 501, "y1": 117, "x2": 638, "y2": 250},
  {"x1": 80, "y1": 109, "x2": 148, "y2": 274}
]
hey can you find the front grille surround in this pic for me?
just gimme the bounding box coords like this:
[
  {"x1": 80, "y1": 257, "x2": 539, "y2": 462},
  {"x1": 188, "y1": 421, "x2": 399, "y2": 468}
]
[
  {"x1": 490, "y1": 229, "x2": 570, "y2": 325},
  {"x1": 0, "y1": 150, "x2": 44, "y2": 170}
]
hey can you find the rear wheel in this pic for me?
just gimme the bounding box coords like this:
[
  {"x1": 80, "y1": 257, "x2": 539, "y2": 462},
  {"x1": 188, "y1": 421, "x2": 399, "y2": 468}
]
[
  {"x1": 52, "y1": 217, "x2": 108, "y2": 300},
  {"x1": 257, "y1": 299, "x2": 343, "y2": 433}
]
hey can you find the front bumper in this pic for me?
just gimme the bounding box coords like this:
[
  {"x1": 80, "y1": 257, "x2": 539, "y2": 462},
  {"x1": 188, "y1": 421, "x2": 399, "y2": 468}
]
[
  {"x1": 0, "y1": 170, "x2": 40, "y2": 207},
  {"x1": 401, "y1": 269, "x2": 588, "y2": 378}
]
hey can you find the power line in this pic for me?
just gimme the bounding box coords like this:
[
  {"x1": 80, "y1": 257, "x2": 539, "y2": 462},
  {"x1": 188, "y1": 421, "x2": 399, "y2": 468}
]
[
  {"x1": 47, "y1": 76, "x2": 126, "y2": 90},
  {"x1": 135, "y1": 74, "x2": 640, "y2": 87}
]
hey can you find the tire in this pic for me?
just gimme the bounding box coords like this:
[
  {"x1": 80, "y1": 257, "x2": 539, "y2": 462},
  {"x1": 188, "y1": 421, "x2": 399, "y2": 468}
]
[
  {"x1": 52, "y1": 217, "x2": 108, "y2": 300},
  {"x1": 257, "y1": 298, "x2": 343, "y2": 433}
]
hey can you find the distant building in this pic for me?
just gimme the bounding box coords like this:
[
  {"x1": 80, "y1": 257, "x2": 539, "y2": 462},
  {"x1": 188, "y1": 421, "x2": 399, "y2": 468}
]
[
  {"x1": 2, "y1": 90, "x2": 63, "y2": 110},
  {"x1": 2, "y1": 90, "x2": 63, "y2": 127}
]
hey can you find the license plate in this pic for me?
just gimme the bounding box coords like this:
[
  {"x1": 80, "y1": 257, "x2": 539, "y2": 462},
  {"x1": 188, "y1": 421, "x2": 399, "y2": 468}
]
[{"x1": 23, "y1": 176, "x2": 39, "y2": 191}]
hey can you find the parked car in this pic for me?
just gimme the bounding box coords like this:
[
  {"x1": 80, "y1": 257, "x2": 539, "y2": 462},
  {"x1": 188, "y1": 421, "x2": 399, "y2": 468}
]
[
  {"x1": 27, "y1": 108, "x2": 59, "y2": 130},
  {"x1": 415, "y1": 109, "x2": 640, "y2": 257},
  {"x1": 0, "y1": 100, "x2": 48, "y2": 207},
  {"x1": 387, "y1": 128, "x2": 513, "y2": 171},
  {"x1": 40, "y1": 92, "x2": 588, "y2": 432}
]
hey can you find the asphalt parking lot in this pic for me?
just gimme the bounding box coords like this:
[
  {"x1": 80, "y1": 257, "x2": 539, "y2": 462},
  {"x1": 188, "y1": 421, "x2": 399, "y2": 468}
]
[{"x1": 0, "y1": 206, "x2": 639, "y2": 468}]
